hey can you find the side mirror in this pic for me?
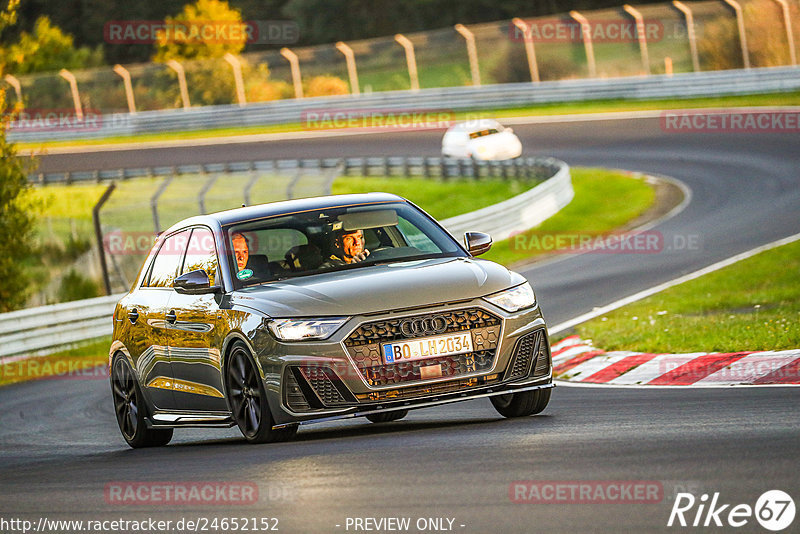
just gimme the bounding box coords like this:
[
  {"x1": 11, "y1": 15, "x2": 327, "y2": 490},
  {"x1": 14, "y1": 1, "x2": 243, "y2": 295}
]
[
  {"x1": 464, "y1": 232, "x2": 492, "y2": 256},
  {"x1": 174, "y1": 269, "x2": 220, "y2": 295}
]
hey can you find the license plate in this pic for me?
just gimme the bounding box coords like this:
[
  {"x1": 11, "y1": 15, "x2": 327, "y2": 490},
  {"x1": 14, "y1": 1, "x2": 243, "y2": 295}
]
[{"x1": 382, "y1": 332, "x2": 473, "y2": 364}]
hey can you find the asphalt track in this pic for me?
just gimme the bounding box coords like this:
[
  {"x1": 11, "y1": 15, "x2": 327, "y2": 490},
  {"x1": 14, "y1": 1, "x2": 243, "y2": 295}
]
[{"x1": 2, "y1": 117, "x2": 799, "y2": 532}]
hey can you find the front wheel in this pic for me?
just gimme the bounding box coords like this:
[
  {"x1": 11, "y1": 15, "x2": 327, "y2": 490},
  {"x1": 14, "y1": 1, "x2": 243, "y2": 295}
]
[
  {"x1": 490, "y1": 388, "x2": 551, "y2": 418},
  {"x1": 110, "y1": 355, "x2": 173, "y2": 448},
  {"x1": 226, "y1": 342, "x2": 296, "y2": 444}
]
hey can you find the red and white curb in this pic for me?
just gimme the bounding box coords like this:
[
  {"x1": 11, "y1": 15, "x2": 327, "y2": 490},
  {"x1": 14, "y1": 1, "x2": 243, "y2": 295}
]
[{"x1": 551, "y1": 336, "x2": 800, "y2": 386}]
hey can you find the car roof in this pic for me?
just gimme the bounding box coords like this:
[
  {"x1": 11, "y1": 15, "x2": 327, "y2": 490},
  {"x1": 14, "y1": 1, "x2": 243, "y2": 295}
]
[{"x1": 161, "y1": 192, "x2": 407, "y2": 234}]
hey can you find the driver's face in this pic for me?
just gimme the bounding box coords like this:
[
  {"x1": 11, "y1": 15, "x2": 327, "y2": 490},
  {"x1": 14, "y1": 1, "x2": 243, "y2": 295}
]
[
  {"x1": 232, "y1": 234, "x2": 249, "y2": 270},
  {"x1": 341, "y1": 230, "x2": 365, "y2": 259}
]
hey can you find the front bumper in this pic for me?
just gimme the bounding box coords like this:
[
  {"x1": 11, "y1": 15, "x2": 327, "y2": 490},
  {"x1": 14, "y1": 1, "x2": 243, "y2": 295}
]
[{"x1": 256, "y1": 299, "x2": 552, "y2": 426}]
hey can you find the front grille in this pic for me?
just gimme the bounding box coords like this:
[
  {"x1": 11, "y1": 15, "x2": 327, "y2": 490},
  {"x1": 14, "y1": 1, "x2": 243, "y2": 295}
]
[
  {"x1": 344, "y1": 308, "x2": 502, "y2": 387},
  {"x1": 356, "y1": 374, "x2": 502, "y2": 402}
]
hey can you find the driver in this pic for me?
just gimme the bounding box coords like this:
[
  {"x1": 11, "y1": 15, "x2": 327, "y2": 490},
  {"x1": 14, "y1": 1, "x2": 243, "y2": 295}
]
[
  {"x1": 323, "y1": 229, "x2": 370, "y2": 267},
  {"x1": 232, "y1": 232, "x2": 250, "y2": 271}
]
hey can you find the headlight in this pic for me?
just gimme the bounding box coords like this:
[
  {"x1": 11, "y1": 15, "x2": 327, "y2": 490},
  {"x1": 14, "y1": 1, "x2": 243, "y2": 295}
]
[
  {"x1": 483, "y1": 282, "x2": 536, "y2": 313},
  {"x1": 268, "y1": 317, "x2": 349, "y2": 341}
]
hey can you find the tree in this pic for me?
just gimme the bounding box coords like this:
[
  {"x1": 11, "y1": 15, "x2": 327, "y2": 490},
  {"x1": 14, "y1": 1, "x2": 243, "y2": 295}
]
[
  {"x1": 154, "y1": 0, "x2": 247, "y2": 62},
  {"x1": 0, "y1": 0, "x2": 38, "y2": 311},
  {"x1": 2, "y1": 15, "x2": 103, "y2": 74}
]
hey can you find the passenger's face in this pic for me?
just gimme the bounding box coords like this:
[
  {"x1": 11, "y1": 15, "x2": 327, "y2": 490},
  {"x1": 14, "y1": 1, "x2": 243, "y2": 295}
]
[
  {"x1": 341, "y1": 230, "x2": 364, "y2": 259},
  {"x1": 232, "y1": 234, "x2": 249, "y2": 270}
]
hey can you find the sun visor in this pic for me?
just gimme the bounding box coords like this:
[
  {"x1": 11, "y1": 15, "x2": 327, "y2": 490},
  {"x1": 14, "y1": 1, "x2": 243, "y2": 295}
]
[{"x1": 340, "y1": 209, "x2": 398, "y2": 231}]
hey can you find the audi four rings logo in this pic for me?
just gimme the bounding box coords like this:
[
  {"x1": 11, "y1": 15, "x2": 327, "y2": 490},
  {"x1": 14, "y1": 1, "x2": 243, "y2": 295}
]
[{"x1": 400, "y1": 316, "x2": 449, "y2": 337}]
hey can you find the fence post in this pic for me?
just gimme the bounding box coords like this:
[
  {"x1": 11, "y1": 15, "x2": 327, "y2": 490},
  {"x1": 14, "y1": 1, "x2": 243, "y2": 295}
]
[
  {"x1": 151, "y1": 172, "x2": 174, "y2": 234},
  {"x1": 223, "y1": 53, "x2": 247, "y2": 106},
  {"x1": 166, "y1": 60, "x2": 191, "y2": 109},
  {"x1": 569, "y1": 11, "x2": 597, "y2": 78},
  {"x1": 198, "y1": 171, "x2": 219, "y2": 214},
  {"x1": 395, "y1": 34, "x2": 420, "y2": 91},
  {"x1": 335, "y1": 41, "x2": 360, "y2": 95},
  {"x1": 280, "y1": 48, "x2": 304, "y2": 99},
  {"x1": 623, "y1": 5, "x2": 651, "y2": 75},
  {"x1": 773, "y1": 0, "x2": 797, "y2": 66},
  {"x1": 112, "y1": 64, "x2": 136, "y2": 114},
  {"x1": 92, "y1": 183, "x2": 117, "y2": 296},
  {"x1": 673, "y1": 1, "x2": 701, "y2": 72},
  {"x1": 511, "y1": 18, "x2": 540, "y2": 83},
  {"x1": 454, "y1": 24, "x2": 481, "y2": 87},
  {"x1": 3, "y1": 74, "x2": 23, "y2": 108},
  {"x1": 58, "y1": 69, "x2": 84, "y2": 120},
  {"x1": 723, "y1": 0, "x2": 751, "y2": 69}
]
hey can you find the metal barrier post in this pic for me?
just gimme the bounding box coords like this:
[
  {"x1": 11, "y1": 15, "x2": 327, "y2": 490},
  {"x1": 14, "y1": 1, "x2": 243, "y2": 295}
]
[
  {"x1": 511, "y1": 18, "x2": 539, "y2": 83},
  {"x1": 112, "y1": 64, "x2": 136, "y2": 114},
  {"x1": 92, "y1": 183, "x2": 117, "y2": 295},
  {"x1": 723, "y1": 0, "x2": 751, "y2": 69},
  {"x1": 454, "y1": 24, "x2": 481, "y2": 86},
  {"x1": 395, "y1": 34, "x2": 420, "y2": 91},
  {"x1": 166, "y1": 60, "x2": 191, "y2": 109},
  {"x1": 58, "y1": 69, "x2": 84, "y2": 120},
  {"x1": 623, "y1": 5, "x2": 651, "y2": 75},
  {"x1": 773, "y1": 0, "x2": 797, "y2": 66},
  {"x1": 3, "y1": 74, "x2": 22, "y2": 108},
  {"x1": 569, "y1": 11, "x2": 597, "y2": 78},
  {"x1": 673, "y1": 1, "x2": 701, "y2": 72},
  {"x1": 224, "y1": 53, "x2": 247, "y2": 106},
  {"x1": 151, "y1": 172, "x2": 174, "y2": 234},
  {"x1": 335, "y1": 42, "x2": 360, "y2": 95},
  {"x1": 198, "y1": 171, "x2": 220, "y2": 214},
  {"x1": 280, "y1": 48, "x2": 304, "y2": 99}
]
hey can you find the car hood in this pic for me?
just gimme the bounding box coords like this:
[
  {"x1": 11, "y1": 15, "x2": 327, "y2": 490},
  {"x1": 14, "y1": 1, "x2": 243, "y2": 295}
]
[{"x1": 232, "y1": 257, "x2": 525, "y2": 317}]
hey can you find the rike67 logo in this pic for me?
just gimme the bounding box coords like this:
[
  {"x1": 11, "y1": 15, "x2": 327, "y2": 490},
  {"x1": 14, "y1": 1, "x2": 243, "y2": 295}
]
[{"x1": 668, "y1": 490, "x2": 795, "y2": 531}]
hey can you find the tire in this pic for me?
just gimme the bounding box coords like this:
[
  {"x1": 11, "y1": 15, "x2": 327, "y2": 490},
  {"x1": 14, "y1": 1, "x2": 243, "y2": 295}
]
[
  {"x1": 490, "y1": 388, "x2": 551, "y2": 418},
  {"x1": 366, "y1": 410, "x2": 408, "y2": 423},
  {"x1": 110, "y1": 355, "x2": 173, "y2": 448},
  {"x1": 226, "y1": 342, "x2": 297, "y2": 444}
]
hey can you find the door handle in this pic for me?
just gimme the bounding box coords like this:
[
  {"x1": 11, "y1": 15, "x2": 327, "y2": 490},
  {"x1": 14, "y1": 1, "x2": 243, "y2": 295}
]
[
  {"x1": 128, "y1": 309, "x2": 139, "y2": 324},
  {"x1": 166, "y1": 310, "x2": 177, "y2": 324}
]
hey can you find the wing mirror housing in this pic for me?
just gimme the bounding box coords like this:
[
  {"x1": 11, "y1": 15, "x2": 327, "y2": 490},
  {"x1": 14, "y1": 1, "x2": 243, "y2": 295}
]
[
  {"x1": 464, "y1": 232, "x2": 492, "y2": 256},
  {"x1": 173, "y1": 269, "x2": 220, "y2": 295}
]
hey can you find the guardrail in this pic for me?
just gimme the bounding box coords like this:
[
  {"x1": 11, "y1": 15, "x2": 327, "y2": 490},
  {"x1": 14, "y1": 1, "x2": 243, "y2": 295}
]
[
  {"x1": 3, "y1": 157, "x2": 569, "y2": 360},
  {"x1": 30, "y1": 156, "x2": 556, "y2": 185},
  {"x1": 9, "y1": 66, "x2": 800, "y2": 143}
]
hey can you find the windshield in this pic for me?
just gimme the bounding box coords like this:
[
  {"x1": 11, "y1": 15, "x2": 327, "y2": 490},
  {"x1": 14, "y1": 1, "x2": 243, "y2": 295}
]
[
  {"x1": 468, "y1": 127, "x2": 502, "y2": 139},
  {"x1": 225, "y1": 201, "x2": 465, "y2": 287}
]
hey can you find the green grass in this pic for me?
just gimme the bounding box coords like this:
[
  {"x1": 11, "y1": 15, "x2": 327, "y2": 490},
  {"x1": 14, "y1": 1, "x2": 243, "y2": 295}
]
[
  {"x1": 481, "y1": 168, "x2": 656, "y2": 266},
  {"x1": 0, "y1": 337, "x2": 110, "y2": 387},
  {"x1": 16, "y1": 90, "x2": 800, "y2": 151},
  {"x1": 331, "y1": 176, "x2": 528, "y2": 220},
  {"x1": 573, "y1": 240, "x2": 800, "y2": 353}
]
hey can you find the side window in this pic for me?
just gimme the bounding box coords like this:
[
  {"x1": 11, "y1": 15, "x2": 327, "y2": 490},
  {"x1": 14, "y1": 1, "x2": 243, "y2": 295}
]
[
  {"x1": 144, "y1": 230, "x2": 190, "y2": 288},
  {"x1": 182, "y1": 227, "x2": 218, "y2": 286},
  {"x1": 396, "y1": 216, "x2": 442, "y2": 253}
]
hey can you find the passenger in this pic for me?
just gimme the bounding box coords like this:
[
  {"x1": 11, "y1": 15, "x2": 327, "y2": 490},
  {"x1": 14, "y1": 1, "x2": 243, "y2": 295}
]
[{"x1": 322, "y1": 229, "x2": 370, "y2": 267}]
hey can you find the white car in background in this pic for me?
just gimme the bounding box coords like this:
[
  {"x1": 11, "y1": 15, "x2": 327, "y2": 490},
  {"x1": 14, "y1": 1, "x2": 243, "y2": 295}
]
[{"x1": 441, "y1": 119, "x2": 522, "y2": 160}]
